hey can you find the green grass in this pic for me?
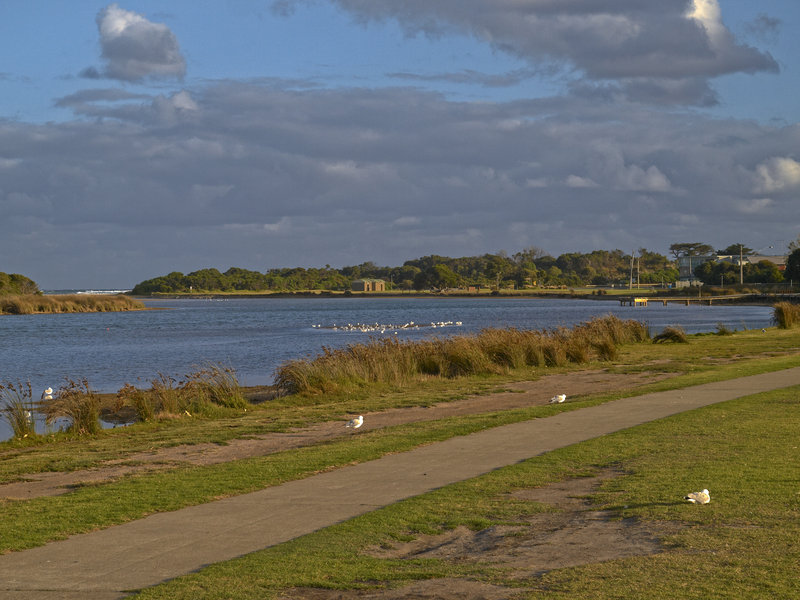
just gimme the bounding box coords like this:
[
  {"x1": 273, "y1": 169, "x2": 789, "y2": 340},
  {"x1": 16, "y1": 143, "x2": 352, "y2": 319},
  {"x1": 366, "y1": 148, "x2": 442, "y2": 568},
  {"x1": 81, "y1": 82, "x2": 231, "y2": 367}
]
[
  {"x1": 0, "y1": 327, "x2": 797, "y2": 561},
  {"x1": 130, "y1": 385, "x2": 800, "y2": 599}
]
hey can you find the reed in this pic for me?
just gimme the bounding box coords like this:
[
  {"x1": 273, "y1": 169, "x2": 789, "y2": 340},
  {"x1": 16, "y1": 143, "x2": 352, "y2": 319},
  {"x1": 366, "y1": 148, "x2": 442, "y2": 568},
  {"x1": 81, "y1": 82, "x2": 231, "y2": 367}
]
[
  {"x1": 274, "y1": 315, "x2": 649, "y2": 396},
  {"x1": 773, "y1": 302, "x2": 800, "y2": 329},
  {"x1": 185, "y1": 364, "x2": 248, "y2": 409},
  {"x1": 39, "y1": 378, "x2": 101, "y2": 435},
  {"x1": 652, "y1": 325, "x2": 688, "y2": 344},
  {"x1": 0, "y1": 380, "x2": 37, "y2": 439},
  {"x1": 0, "y1": 294, "x2": 144, "y2": 315}
]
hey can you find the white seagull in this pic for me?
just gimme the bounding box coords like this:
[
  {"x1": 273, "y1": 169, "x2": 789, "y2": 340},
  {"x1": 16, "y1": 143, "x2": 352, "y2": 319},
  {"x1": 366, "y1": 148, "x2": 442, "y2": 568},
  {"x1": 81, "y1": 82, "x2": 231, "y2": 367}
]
[
  {"x1": 549, "y1": 394, "x2": 566, "y2": 404},
  {"x1": 346, "y1": 415, "x2": 364, "y2": 429},
  {"x1": 684, "y1": 489, "x2": 711, "y2": 504}
]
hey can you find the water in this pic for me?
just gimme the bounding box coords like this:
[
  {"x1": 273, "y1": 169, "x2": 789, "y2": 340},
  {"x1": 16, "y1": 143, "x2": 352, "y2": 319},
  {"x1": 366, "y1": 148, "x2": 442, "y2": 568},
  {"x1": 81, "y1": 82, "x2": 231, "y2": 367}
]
[{"x1": 1, "y1": 296, "x2": 773, "y2": 396}]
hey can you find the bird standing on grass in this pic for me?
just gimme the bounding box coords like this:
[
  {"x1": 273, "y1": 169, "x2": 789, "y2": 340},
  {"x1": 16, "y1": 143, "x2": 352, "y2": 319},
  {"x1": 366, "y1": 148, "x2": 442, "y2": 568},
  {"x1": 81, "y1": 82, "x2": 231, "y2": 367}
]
[
  {"x1": 684, "y1": 489, "x2": 711, "y2": 504},
  {"x1": 346, "y1": 415, "x2": 364, "y2": 429},
  {"x1": 550, "y1": 394, "x2": 566, "y2": 404}
]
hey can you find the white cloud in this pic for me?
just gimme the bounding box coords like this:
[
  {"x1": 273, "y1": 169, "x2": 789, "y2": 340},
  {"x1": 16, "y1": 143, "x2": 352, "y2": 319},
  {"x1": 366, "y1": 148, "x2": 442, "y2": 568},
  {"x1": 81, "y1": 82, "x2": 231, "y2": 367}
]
[
  {"x1": 754, "y1": 157, "x2": 800, "y2": 193},
  {"x1": 91, "y1": 3, "x2": 186, "y2": 82},
  {"x1": 565, "y1": 175, "x2": 598, "y2": 188},
  {"x1": 737, "y1": 198, "x2": 773, "y2": 214}
]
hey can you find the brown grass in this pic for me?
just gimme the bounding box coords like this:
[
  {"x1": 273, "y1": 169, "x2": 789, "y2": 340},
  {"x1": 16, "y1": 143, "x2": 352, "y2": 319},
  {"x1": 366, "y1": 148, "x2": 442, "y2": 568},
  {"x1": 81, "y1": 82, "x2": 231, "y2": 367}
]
[
  {"x1": 274, "y1": 315, "x2": 650, "y2": 396},
  {"x1": 773, "y1": 302, "x2": 800, "y2": 329},
  {"x1": 0, "y1": 294, "x2": 144, "y2": 315}
]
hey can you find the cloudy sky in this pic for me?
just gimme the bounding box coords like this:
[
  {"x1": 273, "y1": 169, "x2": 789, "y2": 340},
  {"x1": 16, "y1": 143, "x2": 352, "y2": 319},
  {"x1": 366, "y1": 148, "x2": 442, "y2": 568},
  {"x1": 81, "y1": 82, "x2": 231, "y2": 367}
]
[{"x1": 1, "y1": 1, "x2": 798, "y2": 288}]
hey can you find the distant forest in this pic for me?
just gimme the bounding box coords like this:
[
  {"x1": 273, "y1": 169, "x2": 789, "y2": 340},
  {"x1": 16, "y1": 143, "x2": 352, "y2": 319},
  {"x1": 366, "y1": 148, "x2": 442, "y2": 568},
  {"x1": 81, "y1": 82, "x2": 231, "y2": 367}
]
[{"x1": 130, "y1": 248, "x2": 679, "y2": 294}]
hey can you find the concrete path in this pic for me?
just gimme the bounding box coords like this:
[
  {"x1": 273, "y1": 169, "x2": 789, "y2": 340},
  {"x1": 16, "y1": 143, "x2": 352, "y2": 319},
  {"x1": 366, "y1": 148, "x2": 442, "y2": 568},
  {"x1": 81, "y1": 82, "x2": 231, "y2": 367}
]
[{"x1": 2, "y1": 367, "x2": 799, "y2": 599}]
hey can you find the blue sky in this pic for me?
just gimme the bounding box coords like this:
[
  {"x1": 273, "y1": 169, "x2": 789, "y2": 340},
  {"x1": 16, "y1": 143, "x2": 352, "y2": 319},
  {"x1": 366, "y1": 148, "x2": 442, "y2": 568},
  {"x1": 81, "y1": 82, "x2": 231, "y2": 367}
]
[{"x1": 1, "y1": 1, "x2": 799, "y2": 287}]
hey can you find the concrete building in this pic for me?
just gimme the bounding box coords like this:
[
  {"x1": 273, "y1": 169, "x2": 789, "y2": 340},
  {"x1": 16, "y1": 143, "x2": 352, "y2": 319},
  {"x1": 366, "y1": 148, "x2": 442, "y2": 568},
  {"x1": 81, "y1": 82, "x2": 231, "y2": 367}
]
[{"x1": 351, "y1": 279, "x2": 386, "y2": 292}]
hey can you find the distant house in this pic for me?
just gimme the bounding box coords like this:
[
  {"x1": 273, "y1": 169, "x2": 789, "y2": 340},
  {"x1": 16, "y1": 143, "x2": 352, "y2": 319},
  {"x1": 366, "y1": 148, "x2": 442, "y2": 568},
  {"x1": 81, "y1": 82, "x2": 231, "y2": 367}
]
[
  {"x1": 678, "y1": 254, "x2": 787, "y2": 283},
  {"x1": 351, "y1": 279, "x2": 386, "y2": 292}
]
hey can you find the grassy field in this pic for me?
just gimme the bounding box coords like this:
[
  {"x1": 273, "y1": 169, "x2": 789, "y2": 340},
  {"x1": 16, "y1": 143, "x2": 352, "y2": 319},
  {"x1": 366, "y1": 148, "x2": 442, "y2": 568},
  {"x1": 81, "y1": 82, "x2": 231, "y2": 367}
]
[
  {"x1": 1, "y1": 325, "x2": 799, "y2": 597},
  {"x1": 0, "y1": 293, "x2": 145, "y2": 314},
  {"x1": 131, "y1": 383, "x2": 800, "y2": 599}
]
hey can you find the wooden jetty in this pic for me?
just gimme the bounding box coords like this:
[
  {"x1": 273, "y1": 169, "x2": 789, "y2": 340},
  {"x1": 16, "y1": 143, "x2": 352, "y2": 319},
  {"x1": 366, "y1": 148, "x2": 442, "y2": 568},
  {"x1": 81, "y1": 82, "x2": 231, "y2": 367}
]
[{"x1": 618, "y1": 293, "x2": 759, "y2": 307}]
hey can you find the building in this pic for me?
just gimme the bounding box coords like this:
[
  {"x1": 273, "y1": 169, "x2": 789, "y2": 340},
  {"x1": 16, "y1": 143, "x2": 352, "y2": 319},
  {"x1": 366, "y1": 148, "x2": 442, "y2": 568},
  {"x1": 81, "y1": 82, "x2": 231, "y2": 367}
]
[
  {"x1": 678, "y1": 254, "x2": 787, "y2": 283},
  {"x1": 351, "y1": 279, "x2": 386, "y2": 292}
]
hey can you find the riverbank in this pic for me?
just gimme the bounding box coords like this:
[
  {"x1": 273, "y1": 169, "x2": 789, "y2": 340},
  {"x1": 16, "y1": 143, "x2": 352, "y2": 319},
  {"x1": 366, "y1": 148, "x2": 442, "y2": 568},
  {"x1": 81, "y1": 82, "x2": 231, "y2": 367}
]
[{"x1": 0, "y1": 335, "x2": 798, "y2": 598}]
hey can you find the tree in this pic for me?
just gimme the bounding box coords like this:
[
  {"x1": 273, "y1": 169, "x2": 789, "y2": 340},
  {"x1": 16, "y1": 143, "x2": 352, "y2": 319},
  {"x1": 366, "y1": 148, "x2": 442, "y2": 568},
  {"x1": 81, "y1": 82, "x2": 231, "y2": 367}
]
[
  {"x1": 718, "y1": 244, "x2": 753, "y2": 256},
  {"x1": 785, "y1": 249, "x2": 800, "y2": 283},
  {"x1": 669, "y1": 242, "x2": 714, "y2": 258}
]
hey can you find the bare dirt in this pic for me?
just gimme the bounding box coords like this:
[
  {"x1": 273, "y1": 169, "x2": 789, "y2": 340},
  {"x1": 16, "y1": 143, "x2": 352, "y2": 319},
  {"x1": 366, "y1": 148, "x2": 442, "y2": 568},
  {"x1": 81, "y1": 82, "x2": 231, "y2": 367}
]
[
  {"x1": 0, "y1": 369, "x2": 672, "y2": 501},
  {"x1": 278, "y1": 472, "x2": 674, "y2": 599}
]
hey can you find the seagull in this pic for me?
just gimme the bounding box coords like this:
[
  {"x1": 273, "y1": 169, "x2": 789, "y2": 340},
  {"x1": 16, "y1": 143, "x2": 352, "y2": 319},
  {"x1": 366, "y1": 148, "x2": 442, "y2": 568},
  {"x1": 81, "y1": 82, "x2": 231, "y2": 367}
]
[
  {"x1": 346, "y1": 415, "x2": 364, "y2": 429},
  {"x1": 44, "y1": 387, "x2": 53, "y2": 395},
  {"x1": 549, "y1": 394, "x2": 566, "y2": 404},
  {"x1": 684, "y1": 489, "x2": 710, "y2": 504}
]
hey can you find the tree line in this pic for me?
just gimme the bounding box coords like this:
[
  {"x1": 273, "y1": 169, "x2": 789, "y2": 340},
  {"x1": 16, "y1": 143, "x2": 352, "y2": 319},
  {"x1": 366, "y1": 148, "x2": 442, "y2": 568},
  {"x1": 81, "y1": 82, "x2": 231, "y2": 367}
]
[{"x1": 130, "y1": 247, "x2": 680, "y2": 294}]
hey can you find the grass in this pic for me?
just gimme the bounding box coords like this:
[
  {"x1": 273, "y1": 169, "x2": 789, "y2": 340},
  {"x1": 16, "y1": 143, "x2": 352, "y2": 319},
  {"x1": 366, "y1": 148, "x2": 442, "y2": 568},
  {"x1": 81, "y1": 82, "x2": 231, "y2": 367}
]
[
  {"x1": 130, "y1": 384, "x2": 800, "y2": 599},
  {"x1": 773, "y1": 301, "x2": 800, "y2": 329},
  {"x1": 274, "y1": 315, "x2": 649, "y2": 395},
  {"x1": 0, "y1": 328, "x2": 797, "y2": 554},
  {"x1": 0, "y1": 381, "x2": 37, "y2": 439},
  {"x1": 0, "y1": 293, "x2": 145, "y2": 314}
]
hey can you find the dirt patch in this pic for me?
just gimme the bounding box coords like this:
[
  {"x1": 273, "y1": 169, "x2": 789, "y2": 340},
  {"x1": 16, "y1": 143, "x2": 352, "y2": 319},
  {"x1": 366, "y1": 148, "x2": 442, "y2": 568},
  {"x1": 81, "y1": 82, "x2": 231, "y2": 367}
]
[
  {"x1": 280, "y1": 472, "x2": 670, "y2": 599},
  {"x1": 0, "y1": 370, "x2": 672, "y2": 500}
]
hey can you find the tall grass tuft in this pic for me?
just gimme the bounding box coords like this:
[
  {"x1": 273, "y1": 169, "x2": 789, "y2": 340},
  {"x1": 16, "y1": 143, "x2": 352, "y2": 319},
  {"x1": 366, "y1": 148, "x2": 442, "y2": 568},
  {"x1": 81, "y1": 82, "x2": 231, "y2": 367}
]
[
  {"x1": 773, "y1": 302, "x2": 800, "y2": 329},
  {"x1": 185, "y1": 364, "x2": 248, "y2": 409},
  {"x1": 0, "y1": 380, "x2": 37, "y2": 439},
  {"x1": 39, "y1": 378, "x2": 101, "y2": 435},
  {"x1": 652, "y1": 325, "x2": 688, "y2": 344},
  {"x1": 274, "y1": 315, "x2": 649, "y2": 396}
]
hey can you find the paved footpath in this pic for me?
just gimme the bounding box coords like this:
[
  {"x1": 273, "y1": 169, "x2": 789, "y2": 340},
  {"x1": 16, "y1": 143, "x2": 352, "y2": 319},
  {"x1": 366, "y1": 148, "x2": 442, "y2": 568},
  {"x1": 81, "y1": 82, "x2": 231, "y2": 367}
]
[{"x1": 2, "y1": 367, "x2": 800, "y2": 599}]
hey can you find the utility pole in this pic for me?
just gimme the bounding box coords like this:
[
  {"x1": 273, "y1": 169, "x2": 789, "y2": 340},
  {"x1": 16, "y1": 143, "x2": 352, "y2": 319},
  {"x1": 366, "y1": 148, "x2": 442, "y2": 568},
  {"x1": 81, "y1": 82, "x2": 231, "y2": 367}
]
[{"x1": 739, "y1": 244, "x2": 744, "y2": 285}]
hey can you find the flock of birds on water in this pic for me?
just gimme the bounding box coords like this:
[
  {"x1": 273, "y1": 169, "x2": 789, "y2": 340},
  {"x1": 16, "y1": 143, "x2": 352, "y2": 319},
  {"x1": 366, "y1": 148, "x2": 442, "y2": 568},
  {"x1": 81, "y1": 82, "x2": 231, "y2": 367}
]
[{"x1": 312, "y1": 320, "x2": 462, "y2": 334}]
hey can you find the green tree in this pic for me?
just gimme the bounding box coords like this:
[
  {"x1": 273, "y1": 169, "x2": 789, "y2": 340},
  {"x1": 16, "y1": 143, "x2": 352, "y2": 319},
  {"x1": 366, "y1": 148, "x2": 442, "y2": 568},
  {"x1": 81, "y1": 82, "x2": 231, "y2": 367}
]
[
  {"x1": 786, "y1": 249, "x2": 800, "y2": 283},
  {"x1": 669, "y1": 242, "x2": 714, "y2": 258},
  {"x1": 718, "y1": 244, "x2": 753, "y2": 256}
]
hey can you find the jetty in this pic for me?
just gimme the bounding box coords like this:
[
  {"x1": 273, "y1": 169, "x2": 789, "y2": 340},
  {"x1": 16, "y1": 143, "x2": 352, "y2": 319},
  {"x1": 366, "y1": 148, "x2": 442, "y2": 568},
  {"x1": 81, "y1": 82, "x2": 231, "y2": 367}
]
[{"x1": 617, "y1": 292, "x2": 795, "y2": 306}]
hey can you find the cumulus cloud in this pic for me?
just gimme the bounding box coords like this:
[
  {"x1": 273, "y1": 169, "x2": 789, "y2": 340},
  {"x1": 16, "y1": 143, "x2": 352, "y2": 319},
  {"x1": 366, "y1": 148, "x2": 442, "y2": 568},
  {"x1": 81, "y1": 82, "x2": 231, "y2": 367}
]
[
  {"x1": 2, "y1": 81, "x2": 798, "y2": 287},
  {"x1": 87, "y1": 3, "x2": 186, "y2": 82},
  {"x1": 279, "y1": 0, "x2": 778, "y2": 105},
  {"x1": 754, "y1": 157, "x2": 800, "y2": 194}
]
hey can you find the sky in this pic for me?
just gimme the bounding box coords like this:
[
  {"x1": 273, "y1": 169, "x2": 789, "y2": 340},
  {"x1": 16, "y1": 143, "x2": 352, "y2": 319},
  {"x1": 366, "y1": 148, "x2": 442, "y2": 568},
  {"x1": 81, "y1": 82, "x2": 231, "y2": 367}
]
[{"x1": 1, "y1": 1, "x2": 799, "y2": 288}]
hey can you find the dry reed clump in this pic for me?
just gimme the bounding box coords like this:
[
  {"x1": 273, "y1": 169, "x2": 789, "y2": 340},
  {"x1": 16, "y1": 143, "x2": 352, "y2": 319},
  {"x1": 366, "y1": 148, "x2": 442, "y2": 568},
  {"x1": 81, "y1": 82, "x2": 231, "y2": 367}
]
[
  {"x1": 773, "y1": 302, "x2": 800, "y2": 329},
  {"x1": 0, "y1": 294, "x2": 144, "y2": 315},
  {"x1": 39, "y1": 378, "x2": 101, "y2": 435},
  {"x1": 274, "y1": 314, "x2": 649, "y2": 396},
  {"x1": 185, "y1": 364, "x2": 248, "y2": 409},
  {"x1": 0, "y1": 380, "x2": 37, "y2": 439},
  {"x1": 116, "y1": 364, "x2": 248, "y2": 422},
  {"x1": 652, "y1": 325, "x2": 688, "y2": 344}
]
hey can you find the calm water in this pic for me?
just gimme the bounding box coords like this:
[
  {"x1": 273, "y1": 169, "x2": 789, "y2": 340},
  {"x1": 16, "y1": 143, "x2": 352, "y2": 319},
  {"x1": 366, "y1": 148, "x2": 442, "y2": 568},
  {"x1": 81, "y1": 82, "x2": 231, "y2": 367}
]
[{"x1": 1, "y1": 296, "x2": 773, "y2": 396}]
